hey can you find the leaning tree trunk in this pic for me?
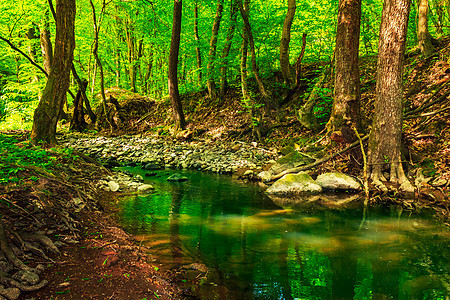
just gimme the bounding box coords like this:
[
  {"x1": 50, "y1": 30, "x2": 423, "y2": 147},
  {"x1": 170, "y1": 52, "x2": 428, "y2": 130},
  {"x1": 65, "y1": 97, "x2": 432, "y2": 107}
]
[
  {"x1": 168, "y1": 0, "x2": 186, "y2": 131},
  {"x1": 30, "y1": 0, "x2": 75, "y2": 145},
  {"x1": 280, "y1": 0, "x2": 296, "y2": 85},
  {"x1": 207, "y1": 0, "x2": 224, "y2": 100},
  {"x1": 219, "y1": 0, "x2": 238, "y2": 97},
  {"x1": 368, "y1": 0, "x2": 414, "y2": 193},
  {"x1": 238, "y1": 0, "x2": 273, "y2": 108},
  {"x1": 326, "y1": 0, "x2": 362, "y2": 134},
  {"x1": 417, "y1": 0, "x2": 435, "y2": 56}
]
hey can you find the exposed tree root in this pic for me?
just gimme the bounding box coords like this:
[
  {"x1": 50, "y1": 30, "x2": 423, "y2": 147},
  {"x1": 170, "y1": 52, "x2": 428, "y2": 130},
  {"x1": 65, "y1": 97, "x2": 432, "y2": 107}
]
[
  {"x1": 19, "y1": 232, "x2": 61, "y2": 255},
  {"x1": 0, "y1": 276, "x2": 48, "y2": 292},
  {"x1": 0, "y1": 220, "x2": 31, "y2": 271}
]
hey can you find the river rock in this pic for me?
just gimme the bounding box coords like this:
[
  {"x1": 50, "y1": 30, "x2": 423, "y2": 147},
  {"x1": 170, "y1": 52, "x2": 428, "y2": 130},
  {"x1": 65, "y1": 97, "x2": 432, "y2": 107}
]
[
  {"x1": 137, "y1": 184, "x2": 154, "y2": 192},
  {"x1": 107, "y1": 181, "x2": 120, "y2": 192},
  {"x1": 167, "y1": 173, "x2": 188, "y2": 182},
  {"x1": 315, "y1": 173, "x2": 362, "y2": 191},
  {"x1": 143, "y1": 163, "x2": 162, "y2": 170},
  {"x1": 266, "y1": 173, "x2": 322, "y2": 195}
]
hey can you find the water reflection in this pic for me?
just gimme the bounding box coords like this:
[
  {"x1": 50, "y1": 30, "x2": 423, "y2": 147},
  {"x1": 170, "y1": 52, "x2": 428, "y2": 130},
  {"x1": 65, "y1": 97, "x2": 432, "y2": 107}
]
[{"x1": 118, "y1": 168, "x2": 450, "y2": 300}]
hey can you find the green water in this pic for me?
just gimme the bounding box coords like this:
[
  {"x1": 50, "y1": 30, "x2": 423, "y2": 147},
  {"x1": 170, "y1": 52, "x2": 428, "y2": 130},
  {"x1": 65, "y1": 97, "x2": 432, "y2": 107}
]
[{"x1": 118, "y1": 167, "x2": 449, "y2": 300}]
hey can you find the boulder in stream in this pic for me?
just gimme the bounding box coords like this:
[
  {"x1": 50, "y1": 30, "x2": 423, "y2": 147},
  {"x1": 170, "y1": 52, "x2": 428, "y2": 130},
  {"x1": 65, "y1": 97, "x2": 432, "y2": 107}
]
[
  {"x1": 266, "y1": 172, "x2": 322, "y2": 195},
  {"x1": 315, "y1": 173, "x2": 362, "y2": 191},
  {"x1": 167, "y1": 173, "x2": 188, "y2": 182}
]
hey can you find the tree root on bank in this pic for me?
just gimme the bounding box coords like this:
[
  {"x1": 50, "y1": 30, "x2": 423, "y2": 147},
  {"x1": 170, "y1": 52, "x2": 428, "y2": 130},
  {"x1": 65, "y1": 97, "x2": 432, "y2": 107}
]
[{"x1": 0, "y1": 276, "x2": 48, "y2": 292}]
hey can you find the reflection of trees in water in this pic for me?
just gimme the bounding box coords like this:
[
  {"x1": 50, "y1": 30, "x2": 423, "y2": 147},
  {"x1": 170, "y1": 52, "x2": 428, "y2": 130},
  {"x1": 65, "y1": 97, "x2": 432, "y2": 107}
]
[{"x1": 169, "y1": 183, "x2": 183, "y2": 265}]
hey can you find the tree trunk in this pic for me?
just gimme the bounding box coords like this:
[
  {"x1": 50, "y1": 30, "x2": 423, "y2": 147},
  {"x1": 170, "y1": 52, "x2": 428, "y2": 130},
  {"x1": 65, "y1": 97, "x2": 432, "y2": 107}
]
[
  {"x1": 39, "y1": 10, "x2": 53, "y2": 74},
  {"x1": 326, "y1": 0, "x2": 362, "y2": 134},
  {"x1": 30, "y1": 0, "x2": 75, "y2": 145},
  {"x1": 70, "y1": 78, "x2": 88, "y2": 132},
  {"x1": 194, "y1": 2, "x2": 203, "y2": 85},
  {"x1": 207, "y1": 0, "x2": 224, "y2": 100},
  {"x1": 417, "y1": 0, "x2": 435, "y2": 56},
  {"x1": 90, "y1": 0, "x2": 110, "y2": 129},
  {"x1": 280, "y1": 0, "x2": 296, "y2": 85},
  {"x1": 125, "y1": 20, "x2": 137, "y2": 93},
  {"x1": 238, "y1": 0, "x2": 273, "y2": 108},
  {"x1": 240, "y1": 2, "x2": 250, "y2": 101},
  {"x1": 368, "y1": 0, "x2": 414, "y2": 192},
  {"x1": 168, "y1": 0, "x2": 186, "y2": 131},
  {"x1": 219, "y1": 0, "x2": 238, "y2": 97}
]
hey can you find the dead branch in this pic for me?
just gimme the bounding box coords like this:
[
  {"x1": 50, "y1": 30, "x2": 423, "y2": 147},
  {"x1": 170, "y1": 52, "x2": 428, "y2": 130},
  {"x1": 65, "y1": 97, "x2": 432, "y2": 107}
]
[{"x1": 269, "y1": 135, "x2": 369, "y2": 182}]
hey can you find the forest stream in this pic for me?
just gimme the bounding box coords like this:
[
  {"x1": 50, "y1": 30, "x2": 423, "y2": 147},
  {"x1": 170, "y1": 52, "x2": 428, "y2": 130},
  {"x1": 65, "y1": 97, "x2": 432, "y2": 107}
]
[{"x1": 116, "y1": 167, "x2": 450, "y2": 300}]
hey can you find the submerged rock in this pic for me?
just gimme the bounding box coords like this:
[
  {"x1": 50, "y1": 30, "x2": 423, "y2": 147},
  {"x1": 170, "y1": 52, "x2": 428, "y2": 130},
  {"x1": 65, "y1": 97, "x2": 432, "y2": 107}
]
[
  {"x1": 266, "y1": 173, "x2": 322, "y2": 195},
  {"x1": 315, "y1": 173, "x2": 361, "y2": 191},
  {"x1": 167, "y1": 173, "x2": 188, "y2": 182}
]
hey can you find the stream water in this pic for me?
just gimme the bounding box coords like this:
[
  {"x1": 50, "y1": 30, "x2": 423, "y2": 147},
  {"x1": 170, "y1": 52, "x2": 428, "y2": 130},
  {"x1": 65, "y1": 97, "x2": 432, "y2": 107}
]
[{"x1": 117, "y1": 167, "x2": 449, "y2": 300}]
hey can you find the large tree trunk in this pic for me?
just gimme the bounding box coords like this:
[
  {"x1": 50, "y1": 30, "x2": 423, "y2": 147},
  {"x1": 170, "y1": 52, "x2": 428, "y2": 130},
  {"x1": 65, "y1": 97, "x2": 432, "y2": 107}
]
[
  {"x1": 207, "y1": 0, "x2": 224, "y2": 100},
  {"x1": 194, "y1": 2, "x2": 203, "y2": 85},
  {"x1": 279, "y1": 0, "x2": 296, "y2": 85},
  {"x1": 219, "y1": 0, "x2": 238, "y2": 97},
  {"x1": 125, "y1": 20, "x2": 137, "y2": 93},
  {"x1": 30, "y1": 0, "x2": 75, "y2": 145},
  {"x1": 417, "y1": 0, "x2": 435, "y2": 56},
  {"x1": 326, "y1": 0, "x2": 361, "y2": 134},
  {"x1": 368, "y1": 0, "x2": 414, "y2": 193},
  {"x1": 168, "y1": 0, "x2": 186, "y2": 131},
  {"x1": 39, "y1": 10, "x2": 53, "y2": 74}
]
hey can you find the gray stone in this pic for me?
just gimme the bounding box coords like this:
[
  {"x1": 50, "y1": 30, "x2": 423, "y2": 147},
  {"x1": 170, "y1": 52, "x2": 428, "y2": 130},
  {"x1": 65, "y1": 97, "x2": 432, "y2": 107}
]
[
  {"x1": 315, "y1": 173, "x2": 361, "y2": 191},
  {"x1": 266, "y1": 173, "x2": 322, "y2": 195},
  {"x1": 107, "y1": 181, "x2": 120, "y2": 192},
  {"x1": 137, "y1": 184, "x2": 154, "y2": 192}
]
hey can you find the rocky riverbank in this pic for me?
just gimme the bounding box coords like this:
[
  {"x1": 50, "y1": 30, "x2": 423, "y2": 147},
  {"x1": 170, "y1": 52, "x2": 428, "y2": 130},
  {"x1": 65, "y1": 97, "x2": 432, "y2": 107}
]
[{"x1": 60, "y1": 132, "x2": 279, "y2": 176}]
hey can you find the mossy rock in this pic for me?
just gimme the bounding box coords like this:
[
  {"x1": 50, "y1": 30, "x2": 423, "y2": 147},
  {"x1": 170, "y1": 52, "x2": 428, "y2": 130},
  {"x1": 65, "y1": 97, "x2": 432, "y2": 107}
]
[{"x1": 266, "y1": 172, "x2": 322, "y2": 195}]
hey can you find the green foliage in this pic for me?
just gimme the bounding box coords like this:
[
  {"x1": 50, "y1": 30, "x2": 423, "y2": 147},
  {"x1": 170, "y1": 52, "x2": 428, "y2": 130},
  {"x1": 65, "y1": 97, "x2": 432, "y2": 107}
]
[{"x1": 0, "y1": 134, "x2": 66, "y2": 183}]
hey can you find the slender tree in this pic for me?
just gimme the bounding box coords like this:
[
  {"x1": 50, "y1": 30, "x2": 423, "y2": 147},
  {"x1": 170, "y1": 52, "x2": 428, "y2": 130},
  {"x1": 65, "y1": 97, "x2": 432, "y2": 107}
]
[
  {"x1": 280, "y1": 0, "x2": 296, "y2": 85},
  {"x1": 194, "y1": 2, "x2": 203, "y2": 85},
  {"x1": 417, "y1": 0, "x2": 435, "y2": 56},
  {"x1": 207, "y1": 0, "x2": 224, "y2": 100},
  {"x1": 168, "y1": 0, "x2": 186, "y2": 130},
  {"x1": 30, "y1": 0, "x2": 75, "y2": 145},
  {"x1": 238, "y1": 0, "x2": 272, "y2": 106},
  {"x1": 368, "y1": 0, "x2": 414, "y2": 192},
  {"x1": 219, "y1": 0, "x2": 238, "y2": 97},
  {"x1": 326, "y1": 0, "x2": 362, "y2": 134}
]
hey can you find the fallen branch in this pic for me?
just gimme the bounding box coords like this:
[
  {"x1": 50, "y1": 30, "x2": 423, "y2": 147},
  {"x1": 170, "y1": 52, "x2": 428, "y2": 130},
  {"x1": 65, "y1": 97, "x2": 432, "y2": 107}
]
[{"x1": 269, "y1": 135, "x2": 369, "y2": 182}]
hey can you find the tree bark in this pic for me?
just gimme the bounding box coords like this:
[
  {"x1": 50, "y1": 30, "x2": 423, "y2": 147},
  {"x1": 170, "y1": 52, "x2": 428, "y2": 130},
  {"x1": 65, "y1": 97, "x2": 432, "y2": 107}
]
[
  {"x1": 219, "y1": 0, "x2": 238, "y2": 97},
  {"x1": 90, "y1": 0, "x2": 110, "y2": 129},
  {"x1": 70, "y1": 78, "x2": 88, "y2": 132},
  {"x1": 417, "y1": 0, "x2": 435, "y2": 56},
  {"x1": 280, "y1": 0, "x2": 296, "y2": 85},
  {"x1": 30, "y1": 0, "x2": 75, "y2": 145},
  {"x1": 238, "y1": 0, "x2": 273, "y2": 108},
  {"x1": 207, "y1": 0, "x2": 224, "y2": 100},
  {"x1": 240, "y1": 1, "x2": 250, "y2": 101},
  {"x1": 368, "y1": 0, "x2": 414, "y2": 192},
  {"x1": 194, "y1": 2, "x2": 203, "y2": 85},
  {"x1": 39, "y1": 10, "x2": 53, "y2": 74},
  {"x1": 168, "y1": 0, "x2": 186, "y2": 131},
  {"x1": 326, "y1": 0, "x2": 362, "y2": 134}
]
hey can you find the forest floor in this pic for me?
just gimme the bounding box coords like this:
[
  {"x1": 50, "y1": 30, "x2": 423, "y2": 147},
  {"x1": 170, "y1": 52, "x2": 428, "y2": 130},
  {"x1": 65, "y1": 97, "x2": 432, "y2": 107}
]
[{"x1": 1, "y1": 40, "x2": 450, "y2": 299}]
